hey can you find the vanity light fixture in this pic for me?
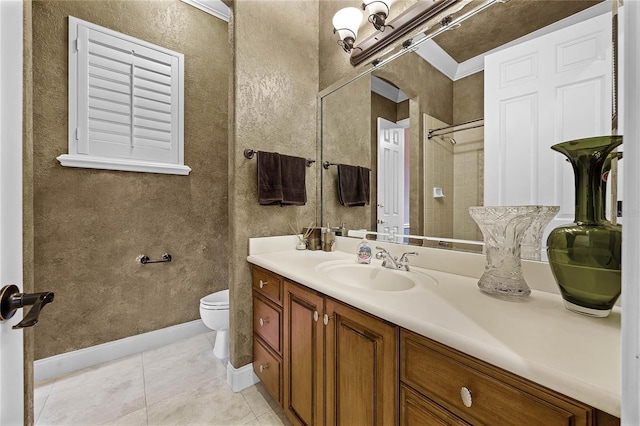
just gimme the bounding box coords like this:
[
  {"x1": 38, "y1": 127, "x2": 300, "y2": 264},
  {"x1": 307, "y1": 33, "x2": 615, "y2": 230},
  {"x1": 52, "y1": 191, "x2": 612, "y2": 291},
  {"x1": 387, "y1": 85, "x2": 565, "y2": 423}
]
[
  {"x1": 333, "y1": 7, "x2": 364, "y2": 53},
  {"x1": 362, "y1": 0, "x2": 394, "y2": 31}
]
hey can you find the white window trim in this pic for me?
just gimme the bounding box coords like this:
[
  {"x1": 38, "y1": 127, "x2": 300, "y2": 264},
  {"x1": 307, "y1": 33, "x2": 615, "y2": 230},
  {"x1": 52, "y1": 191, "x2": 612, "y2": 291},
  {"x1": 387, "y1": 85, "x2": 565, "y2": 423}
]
[{"x1": 60, "y1": 16, "x2": 191, "y2": 175}]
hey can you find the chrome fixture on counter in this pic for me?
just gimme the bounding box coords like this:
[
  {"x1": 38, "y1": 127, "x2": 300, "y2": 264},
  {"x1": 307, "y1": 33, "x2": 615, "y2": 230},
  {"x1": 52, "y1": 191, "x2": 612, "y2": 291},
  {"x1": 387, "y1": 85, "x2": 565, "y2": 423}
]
[{"x1": 375, "y1": 247, "x2": 418, "y2": 271}]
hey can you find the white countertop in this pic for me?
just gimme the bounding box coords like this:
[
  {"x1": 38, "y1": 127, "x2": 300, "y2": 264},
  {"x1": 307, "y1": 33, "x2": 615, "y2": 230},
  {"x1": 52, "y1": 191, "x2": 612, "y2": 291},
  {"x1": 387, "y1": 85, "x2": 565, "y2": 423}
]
[{"x1": 247, "y1": 241, "x2": 620, "y2": 417}]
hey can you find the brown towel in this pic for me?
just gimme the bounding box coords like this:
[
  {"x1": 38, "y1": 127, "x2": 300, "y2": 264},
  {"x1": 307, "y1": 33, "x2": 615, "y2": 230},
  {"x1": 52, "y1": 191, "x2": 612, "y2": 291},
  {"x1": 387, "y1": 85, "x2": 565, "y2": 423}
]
[
  {"x1": 257, "y1": 151, "x2": 282, "y2": 205},
  {"x1": 280, "y1": 155, "x2": 307, "y2": 206},
  {"x1": 338, "y1": 164, "x2": 369, "y2": 207},
  {"x1": 360, "y1": 166, "x2": 371, "y2": 205}
]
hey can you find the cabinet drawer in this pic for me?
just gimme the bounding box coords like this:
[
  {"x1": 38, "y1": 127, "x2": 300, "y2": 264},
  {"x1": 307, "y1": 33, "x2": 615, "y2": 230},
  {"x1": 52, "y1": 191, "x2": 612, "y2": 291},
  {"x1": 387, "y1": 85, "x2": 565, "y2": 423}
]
[
  {"x1": 401, "y1": 384, "x2": 468, "y2": 426},
  {"x1": 401, "y1": 330, "x2": 592, "y2": 426},
  {"x1": 252, "y1": 267, "x2": 282, "y2": 305},
  {"x1": 253, "y1": 337, "x2": 281, "y2": 404},
  {"x1": 253, "y1": 295, "x2": 281, "y2": 354}
]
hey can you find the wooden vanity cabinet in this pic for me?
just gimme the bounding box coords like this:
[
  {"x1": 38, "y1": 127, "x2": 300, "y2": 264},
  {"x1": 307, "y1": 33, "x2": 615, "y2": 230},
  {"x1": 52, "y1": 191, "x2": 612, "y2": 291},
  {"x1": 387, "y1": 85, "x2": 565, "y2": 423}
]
[
  {"x1": 251, "y1": 266, "x2": 619, "y2": 426},
  {"x1": 251, "y1": 266, "x2": 283, "y2": 403},
  {"x1": 282, "y1": 280, "x2": 399, "y2": 426}
]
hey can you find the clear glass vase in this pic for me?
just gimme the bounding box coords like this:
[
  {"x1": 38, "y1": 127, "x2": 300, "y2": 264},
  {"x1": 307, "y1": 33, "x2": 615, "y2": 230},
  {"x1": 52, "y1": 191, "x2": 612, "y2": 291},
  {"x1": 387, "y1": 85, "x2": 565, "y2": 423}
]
[
  {"x1": 521, "y1": 206, "x2": 560, "y2": 261},
  {"x1": 546, "y1": 136, "x2": 623, "y2": 317},
  {"x1": 469, "y1": 206, "x2": 542, "y2": 299}
]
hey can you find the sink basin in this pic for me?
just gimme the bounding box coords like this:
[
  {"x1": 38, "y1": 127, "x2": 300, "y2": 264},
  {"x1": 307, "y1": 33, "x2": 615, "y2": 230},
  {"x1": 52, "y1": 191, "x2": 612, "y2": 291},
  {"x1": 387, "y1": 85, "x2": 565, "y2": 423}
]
[{"x1": 315, "y1": 261, "x2": 437, "y2": 291}]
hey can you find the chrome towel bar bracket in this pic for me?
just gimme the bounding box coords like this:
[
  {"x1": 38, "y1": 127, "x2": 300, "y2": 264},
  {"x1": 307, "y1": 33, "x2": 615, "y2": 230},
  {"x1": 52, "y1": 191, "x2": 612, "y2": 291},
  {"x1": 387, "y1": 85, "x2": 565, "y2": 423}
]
[{"x1": 138, "y1": 253, "x2": 172, "y2": 265}]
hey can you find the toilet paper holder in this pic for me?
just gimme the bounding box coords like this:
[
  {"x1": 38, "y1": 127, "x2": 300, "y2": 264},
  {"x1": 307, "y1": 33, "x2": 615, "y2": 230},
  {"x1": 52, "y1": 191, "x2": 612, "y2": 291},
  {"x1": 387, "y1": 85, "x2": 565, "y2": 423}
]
[{"x1": 137, "y1": 253, "x2": 172, "y2": 265}]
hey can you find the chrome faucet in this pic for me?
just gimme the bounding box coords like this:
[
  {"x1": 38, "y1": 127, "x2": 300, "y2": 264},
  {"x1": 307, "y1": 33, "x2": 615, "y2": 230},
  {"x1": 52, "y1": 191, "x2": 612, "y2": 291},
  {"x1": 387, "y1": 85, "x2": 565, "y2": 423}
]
[
  {"x1": 398, "y1": 251, "x2": 418, "y2": 271},
  {"x1": 375, "y1": 247, "x2": 419, "y2": 271}
]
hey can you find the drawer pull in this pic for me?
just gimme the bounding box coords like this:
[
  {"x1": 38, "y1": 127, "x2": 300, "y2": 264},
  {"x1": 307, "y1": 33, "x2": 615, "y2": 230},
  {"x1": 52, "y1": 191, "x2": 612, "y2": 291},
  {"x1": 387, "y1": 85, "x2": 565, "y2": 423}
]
[
  {"x1": 259, "y1": 280, "x2": 268, "y2": 289},
  {"x1": 259, "y1": 363, "x2": 269, "y2": 372},
  {"x1": 460, "y1": 386, "x2": 473, "y2": 408},
  {"x1": 259, "y1": 317, "x2": 269, "y2": 326},
  {"x1": 313, "y1": 311, "x2": 319, "y2": 322}
]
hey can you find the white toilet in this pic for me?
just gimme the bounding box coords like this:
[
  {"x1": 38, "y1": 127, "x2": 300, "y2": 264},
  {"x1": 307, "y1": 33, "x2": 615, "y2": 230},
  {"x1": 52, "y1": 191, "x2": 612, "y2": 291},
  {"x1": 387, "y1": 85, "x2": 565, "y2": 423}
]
[{"x1": 199, "y1": 289, "x2": 230, "y2": 360}]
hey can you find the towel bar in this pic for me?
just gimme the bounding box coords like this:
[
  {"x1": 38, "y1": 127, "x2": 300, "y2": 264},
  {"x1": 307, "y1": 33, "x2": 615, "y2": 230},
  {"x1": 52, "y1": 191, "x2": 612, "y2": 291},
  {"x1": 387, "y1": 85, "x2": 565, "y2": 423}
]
[{"x1": 243, "y1": 149, "x2": 315, "y2": 167}]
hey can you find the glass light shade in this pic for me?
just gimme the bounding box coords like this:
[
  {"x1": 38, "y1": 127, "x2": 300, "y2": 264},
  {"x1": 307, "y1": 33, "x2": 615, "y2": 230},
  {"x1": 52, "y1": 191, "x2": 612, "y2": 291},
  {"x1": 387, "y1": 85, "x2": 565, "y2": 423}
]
[
  {"x1": 333, "y1": 7, "x2": 363, "y2": 41},
  {"x1": 363, "y1": 0, "x2": 392, "y2": 17}
]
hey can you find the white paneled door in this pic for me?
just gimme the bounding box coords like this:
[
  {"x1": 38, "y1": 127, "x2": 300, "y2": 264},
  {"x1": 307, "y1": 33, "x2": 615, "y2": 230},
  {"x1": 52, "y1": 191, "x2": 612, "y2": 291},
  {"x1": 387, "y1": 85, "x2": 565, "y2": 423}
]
[
  {"x1": 377, "y1": 117, "x2": 405, "y2": 241},
  {"x1": 484, "y1": 10, "x2": 613, "y2": 245},
  {"x1": 0, "y1": 1, "x2": 25, "y2": 424}
]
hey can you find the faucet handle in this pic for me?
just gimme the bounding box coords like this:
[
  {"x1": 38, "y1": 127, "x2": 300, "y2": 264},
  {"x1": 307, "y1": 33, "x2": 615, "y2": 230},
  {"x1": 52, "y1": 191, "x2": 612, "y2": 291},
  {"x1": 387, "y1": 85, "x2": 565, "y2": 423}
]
[
  {"x1": 399, "y1": 251, "x2": 419, "y2": 262},
  {"x1": 375, "y1": 247, "x2": 390, "y2": 260}
]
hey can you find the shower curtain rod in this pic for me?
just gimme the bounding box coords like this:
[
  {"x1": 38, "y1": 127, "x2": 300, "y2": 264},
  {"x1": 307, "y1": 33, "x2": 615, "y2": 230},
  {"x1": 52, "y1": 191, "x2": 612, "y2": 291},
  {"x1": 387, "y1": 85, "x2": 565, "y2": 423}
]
[{"x1": 428, "y1": 118, "x2": 484, "y2": 139}]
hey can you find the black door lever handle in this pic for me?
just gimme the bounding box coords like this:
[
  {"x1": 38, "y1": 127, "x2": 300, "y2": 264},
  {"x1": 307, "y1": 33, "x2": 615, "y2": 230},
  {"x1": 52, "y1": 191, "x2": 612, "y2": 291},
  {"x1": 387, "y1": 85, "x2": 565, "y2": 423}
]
[{"x1": 0, "y1": 285, "x2": 55, "y2": 329}]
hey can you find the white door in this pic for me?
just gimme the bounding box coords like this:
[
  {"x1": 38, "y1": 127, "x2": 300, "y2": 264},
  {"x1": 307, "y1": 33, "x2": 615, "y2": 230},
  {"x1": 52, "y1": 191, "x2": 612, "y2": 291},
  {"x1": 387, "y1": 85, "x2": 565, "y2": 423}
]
[
  {"x1": 377, "y1": 117, "x2": 405, "y2": 241},
  {"x1": 485, "y1": 11, "x2": 612, "y2": 243},
  {"x1": 0, "y1": 1, "x2": 25, "y2": 424}
]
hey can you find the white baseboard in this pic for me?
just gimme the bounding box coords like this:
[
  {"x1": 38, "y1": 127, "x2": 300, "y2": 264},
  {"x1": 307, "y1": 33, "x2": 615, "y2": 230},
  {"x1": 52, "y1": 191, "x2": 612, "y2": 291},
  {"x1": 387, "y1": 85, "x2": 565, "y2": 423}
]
[
  {"x1": 34, "y1": 320, "x2": 210, "y2": 382},
  {"x1": 226, "y1": 362, "x2": 260, "y2": 392}
]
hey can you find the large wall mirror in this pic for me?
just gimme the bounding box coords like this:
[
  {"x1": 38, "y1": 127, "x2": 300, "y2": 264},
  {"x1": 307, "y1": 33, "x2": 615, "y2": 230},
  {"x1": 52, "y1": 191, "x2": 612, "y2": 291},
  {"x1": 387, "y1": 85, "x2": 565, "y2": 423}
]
[{"x1": 320, "y1": 0, "x2": 621, "y2": 259}]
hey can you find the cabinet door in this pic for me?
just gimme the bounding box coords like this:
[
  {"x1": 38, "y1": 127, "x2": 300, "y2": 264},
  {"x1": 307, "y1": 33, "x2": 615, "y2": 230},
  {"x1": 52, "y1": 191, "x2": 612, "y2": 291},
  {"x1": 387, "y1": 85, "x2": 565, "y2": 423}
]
[
  {"x1": 325, "y1": 298, "x2": 399, "y2": 426},
  {"x1": 283, "y1": 281, "x2": 325, "y2": 426}
]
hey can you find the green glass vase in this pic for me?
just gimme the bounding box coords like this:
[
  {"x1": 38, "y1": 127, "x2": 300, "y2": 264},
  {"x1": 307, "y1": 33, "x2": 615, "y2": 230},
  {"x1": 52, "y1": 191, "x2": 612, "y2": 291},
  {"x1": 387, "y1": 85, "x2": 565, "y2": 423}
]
[{"x1": 546, "y1": 136, "x2": 622, "y2": 317}]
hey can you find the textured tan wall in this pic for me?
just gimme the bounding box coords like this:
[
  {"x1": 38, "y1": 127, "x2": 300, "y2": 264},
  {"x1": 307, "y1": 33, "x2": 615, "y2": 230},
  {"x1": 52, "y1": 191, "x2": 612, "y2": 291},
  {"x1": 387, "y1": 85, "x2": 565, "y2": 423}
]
[
  {"x1": 320, "y1": 77, "x2": 371, "y2": 231},
  {"x1": 32, "y1": 0, "x2": 229, "y2": 359},
  {"x1": 453, "y1": 71, "x2": 484, "y2": 123},
  {"x1": 453, "y1": 72, "x2": 484, "y2": 241},
  {"x1": 229, "y1": 0, "x2": 319, "y2": 368}
]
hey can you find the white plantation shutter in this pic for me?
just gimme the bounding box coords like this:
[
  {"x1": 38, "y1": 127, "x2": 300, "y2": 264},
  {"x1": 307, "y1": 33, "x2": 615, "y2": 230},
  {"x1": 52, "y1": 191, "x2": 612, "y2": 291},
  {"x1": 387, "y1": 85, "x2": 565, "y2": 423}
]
[{"x1": 60, "y1": 16, "x2": 190, "y2": 175}]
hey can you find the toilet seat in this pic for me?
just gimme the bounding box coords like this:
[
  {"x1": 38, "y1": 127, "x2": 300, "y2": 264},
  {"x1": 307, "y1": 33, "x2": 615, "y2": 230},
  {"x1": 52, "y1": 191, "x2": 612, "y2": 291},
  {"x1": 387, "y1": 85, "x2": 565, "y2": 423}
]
[{"x1": 200, "y1": 289, "x2": 229, "y2": 310}]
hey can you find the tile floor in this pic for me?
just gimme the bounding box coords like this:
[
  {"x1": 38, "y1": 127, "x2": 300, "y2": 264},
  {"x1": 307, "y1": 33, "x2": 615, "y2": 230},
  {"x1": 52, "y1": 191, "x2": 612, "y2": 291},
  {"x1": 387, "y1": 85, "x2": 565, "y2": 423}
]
[{"x1": 34, "y1": 332, "x2": 291, "y2": 426}]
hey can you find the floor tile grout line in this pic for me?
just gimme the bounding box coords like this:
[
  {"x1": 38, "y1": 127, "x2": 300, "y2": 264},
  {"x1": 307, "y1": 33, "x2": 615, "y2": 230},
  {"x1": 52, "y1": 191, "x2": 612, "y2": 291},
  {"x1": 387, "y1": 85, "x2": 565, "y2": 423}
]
[{"x1": 140, "y1": 351, "x2": 150, "y2": 426}]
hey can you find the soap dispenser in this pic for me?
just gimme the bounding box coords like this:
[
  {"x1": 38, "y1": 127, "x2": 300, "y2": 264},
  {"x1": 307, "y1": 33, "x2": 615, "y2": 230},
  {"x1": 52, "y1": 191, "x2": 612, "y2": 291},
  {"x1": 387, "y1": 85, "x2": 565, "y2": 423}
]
[{"x1": 357, "y1": 238, "x2": 372, "y2": 264}]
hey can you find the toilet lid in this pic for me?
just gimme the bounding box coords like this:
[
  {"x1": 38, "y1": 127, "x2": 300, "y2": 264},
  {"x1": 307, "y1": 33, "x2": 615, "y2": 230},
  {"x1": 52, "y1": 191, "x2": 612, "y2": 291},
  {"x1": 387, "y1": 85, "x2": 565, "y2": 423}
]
[{"x1": 200, "y1": 289, "x2": 229, "y2": 307}]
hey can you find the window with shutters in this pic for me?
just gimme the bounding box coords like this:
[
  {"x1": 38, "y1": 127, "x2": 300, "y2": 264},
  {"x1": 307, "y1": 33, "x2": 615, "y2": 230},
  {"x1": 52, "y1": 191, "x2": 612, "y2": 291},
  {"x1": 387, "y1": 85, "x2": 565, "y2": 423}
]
[{"x1": 58, "y1": 16, "x2": 191, "y2": 175}]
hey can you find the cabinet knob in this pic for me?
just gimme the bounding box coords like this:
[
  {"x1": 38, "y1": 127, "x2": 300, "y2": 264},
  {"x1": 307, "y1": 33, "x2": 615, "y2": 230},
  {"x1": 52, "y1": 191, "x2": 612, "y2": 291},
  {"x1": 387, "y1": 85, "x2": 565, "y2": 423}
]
[
  {"x1": 323, "y1": 314, "x2": 331, "y2": 325},
  {"x1": 259, "y1": 317, "x2": 269, "y2": 327},
  {"x1": 313, "y1": 311, "x2": 319, "y2": 322},
  {"x1": 460, "y1": 386, "x2": 472, "y2": 408},
  {"x1": 259, "y1": 363, "x2": 269, "y2": 372},
  {"x1": 259, "y1": 280, "x2": 268, "y2": 289}
]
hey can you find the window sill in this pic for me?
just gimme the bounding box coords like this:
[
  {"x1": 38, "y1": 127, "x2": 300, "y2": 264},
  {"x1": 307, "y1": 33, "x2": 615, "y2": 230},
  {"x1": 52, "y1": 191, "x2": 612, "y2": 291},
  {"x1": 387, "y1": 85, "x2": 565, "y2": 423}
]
[{"x1": 56, "y1": 154, "x2": 191, "y2": 175}]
